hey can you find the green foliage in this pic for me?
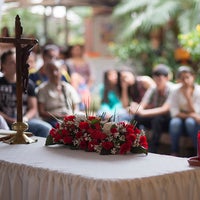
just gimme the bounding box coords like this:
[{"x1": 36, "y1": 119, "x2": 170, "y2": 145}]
[
  {"x1": 109, "y1": 39, "x2": 150, "y2": 61},
  {"x1": 113, "y1": 0, "x2": 180, "y2": 38},
  {"x1": 131, "y1": 146, "x2": 148, "y2": 155},
  {"x1": 178, "y1": 25, "x2": 200, "y2": 62},
  {"x1": 1, "y1": 8, "x2": 43, "y2": 38},
  {"x1": 110, "y1": 0, "x2": 200, "y2": 75},
  {"x1": 113, "y1": 0, "x2": 200, "y2": 37},
  {"x1": 1, "y1": 6, "x2": 90, "y2": 46},
  {"x1": 178, "y1": 25, "x2": 200, "y2": 83},
  {"x1": 109, "y1": 36, "x2": 177, "y2": 75},
  {"x1": 45, "y1": 134, "x2": 54, "y2": 146}
]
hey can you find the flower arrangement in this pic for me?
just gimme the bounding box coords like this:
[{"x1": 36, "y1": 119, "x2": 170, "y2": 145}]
[{"x1": 45, "y1": 114, "x2": 148, "y2": 155}]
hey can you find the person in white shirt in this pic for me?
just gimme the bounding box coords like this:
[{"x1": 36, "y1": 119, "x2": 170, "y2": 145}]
[
  {"x1": 168, "y1": 66, "x2": 200, "y2": 156},
  {"x1": 37, "y1": 60, "x2": 81, "y2": 127}
]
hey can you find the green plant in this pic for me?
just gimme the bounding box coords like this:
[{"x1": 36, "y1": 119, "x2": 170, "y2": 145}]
[
  {"x1": 178, "y1": 25, "x2": 200, "y2": 62},
  {"x1": 109, "y1": 37, "x2": 176, "y2": 75},
  {"x1": 109, "y1": 39, "x2": 150, "y2": 61}
]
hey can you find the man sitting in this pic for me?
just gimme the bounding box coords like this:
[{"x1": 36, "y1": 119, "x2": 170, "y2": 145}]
[
  {"x1": 0, "y1": 50, "x2": 52, "y2": 137},
  {"x1": 130, "y1": 64, "x2": 175, "y2": 153}
]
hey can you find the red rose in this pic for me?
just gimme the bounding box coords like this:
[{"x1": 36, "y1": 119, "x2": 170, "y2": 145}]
[
  {"x1": 64, "y1": 115, "x2": 75, "y2": 121},
  {"x1": 88, "y1": 116, "x2": 98, "y2": 120},
  {"x1": 139, "y1": 136, "x2": 148, "y2": 149},
  {"x1": 126, "y1": 124, "x2": 134, "y2": 129},
  {"x1": 88, "y1": 140, "x2": 99, "y2": 151},
  {"x1": 55, "y1": 123, "x2": 60, "y2": 129},
  {"x1": 119, "y1": 142, "x2": 131, "y2": 154},
  {"x1": 63, "y1": 136, "x2": 73, "y2": 144},
  {"x1": 79, "y1": 140, "x2": 87, "y2": 150},
  {"x1": 126, "y1": 133, "x2": 136, "y2": 142},
  {"x1": 126, "y1": 127, "x2": 135, "y2": 134},
  {"x1": 92, "y1": 122, "x2": 101, "y2": 130},
  {"x1": 102, "y1": 141, "x2": 114, "y2": 150},
  {"x1": 49, "y1": 128, "x2": 56, "y2": 136},
  {"x1": 79, "y1": 121, "x2": 89, "y2": 129},
  {"x1": 89, "y1": 129, "x2": 107, "y2": 140},
  {"x1": 99, "y1": 132, "x2": 107, "y2": 140},
  {"x1": 68, "y1": 124, "x2": 76, "y2": 131},
  {"x1": 110, "y1": 127, "x2": 117, "y2": 133},
  {"x1": 75, "y1": 131, "x2": 83, "y2": 139},
  {"x1": 61, "y1": 129, "x2": 69, "y2": 136},
  {"x1": 54, "y1": 132, "x2": 62, "y2": 142},
  {"x1": 134, "y1": 127, "x2": 141, "y2": 134}
]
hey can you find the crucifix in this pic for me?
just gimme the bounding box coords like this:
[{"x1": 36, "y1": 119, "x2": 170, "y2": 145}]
[{"x1": 0, "y1": 15, "x2": 38, "y2": 144}]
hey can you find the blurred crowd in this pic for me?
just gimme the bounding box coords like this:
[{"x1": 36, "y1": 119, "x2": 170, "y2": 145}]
[{"x1": 1, "y1": 26, "x2": 200, "y2": 157}]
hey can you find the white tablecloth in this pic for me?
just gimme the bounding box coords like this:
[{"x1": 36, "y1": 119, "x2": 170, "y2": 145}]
[{"x1": 0, "y1": 137, "x2": 200, "y2": 200}]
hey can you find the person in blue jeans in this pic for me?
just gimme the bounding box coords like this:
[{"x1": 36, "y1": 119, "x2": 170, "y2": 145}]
[
  {"x1": 168, "y1": 66, "x2": 200, "y2": 156},
  {"x1": 0, "y1": 50, "x2": 52, "y2": 137},
  {"x1": 169, "y1": 117, "x2": 200, "y2": 155},
  {"x1": 126, "y1": 64, "x2": 174, "y2": 153}
]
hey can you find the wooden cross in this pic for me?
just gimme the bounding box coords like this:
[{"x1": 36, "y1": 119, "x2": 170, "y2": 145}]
[{"x1": 0, "y1": 15, "x2": 38, "y2": 144}]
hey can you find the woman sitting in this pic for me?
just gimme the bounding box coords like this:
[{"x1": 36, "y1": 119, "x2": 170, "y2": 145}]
[
  {"x1": 97, "y1": 69, "x2": 122, "y2": 119},
  {"x1": 168, "y1": 66, "x2": 200, "y2": 156},
  {"x1": 117, "y1": 67, "x2": 155, "y2": 121}
]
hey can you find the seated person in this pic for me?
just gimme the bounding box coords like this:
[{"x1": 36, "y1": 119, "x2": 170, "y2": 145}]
[
  {"x1": 66, "y1": 44, "x2": 93, "y2": 110},
  {"x1": 66, "y1": 44, "x2": 93, "y2": 87},
  {"x1": 37, "y1": 60, "x2": 81, "y2": 127},
  {"x1": 129, "y1": 64, "x2": 175, "y2": 153},
  {"x1": 70, "y1": 72, "x2": 91, "y2": 111},
  {"x1": 0, "y1": 50, "x2": 52, "y2": 137},
  {"x1": 168, "y1": 66, "x2": 200, "y2": 156},
  {"x1": 27, "y1": 51, "x2": 38, "y2": 74},
  {"x1": 117, "y1": 67, "x2": 155, "y2": 121},
  {"x1": 97, "y1": 69, "x2": 122, "y2": 119},
  {"x1": 29, "y1": 44, "x2": 70, "y2": 88}
]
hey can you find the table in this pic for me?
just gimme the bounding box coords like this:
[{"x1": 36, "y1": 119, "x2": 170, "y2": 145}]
[{"x1": 0, "y1": 137, "x2": 200, "y2": 200}]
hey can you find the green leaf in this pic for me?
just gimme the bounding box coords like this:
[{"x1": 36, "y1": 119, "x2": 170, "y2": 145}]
[
  {"x1": 131, "y1": 146, "x2": 148, "y2": 155},
  {"x1": 45, "y1": 135, "x2": 54, "y2": 146}
]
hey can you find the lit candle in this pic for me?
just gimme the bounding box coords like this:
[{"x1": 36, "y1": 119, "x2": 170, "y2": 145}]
[{"x1": 198, "y1": 131, "x2": 200, "y2": 159}]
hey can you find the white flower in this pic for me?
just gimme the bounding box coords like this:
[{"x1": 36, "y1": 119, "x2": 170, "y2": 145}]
[
  {"x1": 74, "y1": 113, "x2": 87, "y2": 123},
  {"x1": 113, "y1": 131, "x2": 120, "y2": 138},
  {"x1": 119, "y1": 135, "x2": 126, "y2": 141},
  {"x1": 102, "y1": 122, "x2": 116, "y2": 135}
]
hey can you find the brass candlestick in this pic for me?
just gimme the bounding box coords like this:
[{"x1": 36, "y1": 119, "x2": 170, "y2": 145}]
[{"x1": 0, "y1": 15, "x2": 38, "y2": 144}]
